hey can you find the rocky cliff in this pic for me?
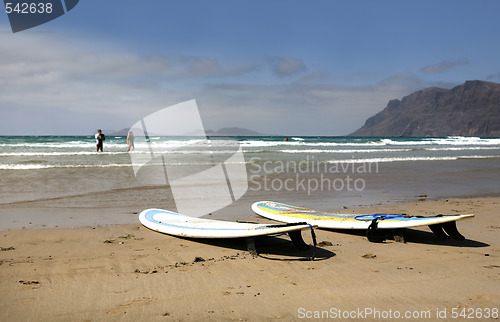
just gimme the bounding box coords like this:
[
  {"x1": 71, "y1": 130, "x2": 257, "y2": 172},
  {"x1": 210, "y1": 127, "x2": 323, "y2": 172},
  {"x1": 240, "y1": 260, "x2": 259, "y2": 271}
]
[{"x1": 350, "y1": 80, "x2": 500, "y2": 137}]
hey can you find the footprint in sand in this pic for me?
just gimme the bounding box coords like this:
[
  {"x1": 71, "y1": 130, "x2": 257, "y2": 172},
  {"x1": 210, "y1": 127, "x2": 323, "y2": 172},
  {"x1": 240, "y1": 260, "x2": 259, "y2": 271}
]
[{"x1": 107, "y1": 297, "x2": 157, "y2": 315}]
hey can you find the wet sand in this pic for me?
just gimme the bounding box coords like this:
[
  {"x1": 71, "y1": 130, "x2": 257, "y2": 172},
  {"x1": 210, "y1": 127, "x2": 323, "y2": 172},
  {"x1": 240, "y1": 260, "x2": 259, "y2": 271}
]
[
  {"x1": 1, "y1": 157, "x2": 499, "y2": 230},
  {"x1": 0, "y1": 197, "x2": 498, "y2": 321}
]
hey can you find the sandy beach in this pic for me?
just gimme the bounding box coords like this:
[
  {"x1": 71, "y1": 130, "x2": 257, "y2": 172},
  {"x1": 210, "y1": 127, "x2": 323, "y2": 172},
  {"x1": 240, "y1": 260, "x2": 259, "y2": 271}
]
[
  {"x1": 2, "y1": 0, "x2": 500, "y2": 319},
  {"x1": 1, "y1": 136, "x2": 499, "y2": 320},
  {"x1": 1, "y1": 197, "x2": 498, "y2": 321}
]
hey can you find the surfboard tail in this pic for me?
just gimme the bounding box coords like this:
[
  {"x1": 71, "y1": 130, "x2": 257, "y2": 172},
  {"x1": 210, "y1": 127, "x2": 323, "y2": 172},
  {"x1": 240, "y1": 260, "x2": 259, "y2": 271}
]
[{"x1": 367, "y1": 217, "x2": 468, "y2": 243}]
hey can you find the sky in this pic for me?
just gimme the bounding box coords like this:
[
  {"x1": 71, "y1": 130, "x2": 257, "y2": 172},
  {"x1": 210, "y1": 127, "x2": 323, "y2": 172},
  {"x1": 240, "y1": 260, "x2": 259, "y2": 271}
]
[{"x1": 1, "y1": 0, "x2": 499, "y2": 136}]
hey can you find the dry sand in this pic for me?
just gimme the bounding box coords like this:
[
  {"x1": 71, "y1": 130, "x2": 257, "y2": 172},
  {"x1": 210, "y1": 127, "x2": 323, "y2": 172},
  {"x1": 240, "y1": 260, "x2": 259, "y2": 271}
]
[{"x1": 0, "y1": 198, "x2": 499, "y2": 321}]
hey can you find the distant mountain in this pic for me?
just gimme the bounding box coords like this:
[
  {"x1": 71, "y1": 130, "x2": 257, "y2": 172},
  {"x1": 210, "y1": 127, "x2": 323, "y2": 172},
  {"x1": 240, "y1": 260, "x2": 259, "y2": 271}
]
[
  {"x1": 350, "y1": 80, "x2": 500, "y2": 137},
  {"x1": 109, "y1": 128, "x2": 131, "y2": 136},
  {"x1": 110, "y1": 127, "x2": 266, "y2": 136},
  {"x1": 205, "y1": 127, "x2": 266, "y2": 136}
]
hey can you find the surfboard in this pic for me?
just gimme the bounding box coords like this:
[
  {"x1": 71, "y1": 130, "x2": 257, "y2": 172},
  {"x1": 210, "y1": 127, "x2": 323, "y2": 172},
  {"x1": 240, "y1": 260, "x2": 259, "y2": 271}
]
[
  {"x1": 139, "y1": 208, "x2": 319, "y2": 257},
  {"x1": 139, "y1": 208, "x2": 313, "y2": 238},
  {"x1": 252, "y1": 201, "x2": 474, "y2": 242}
]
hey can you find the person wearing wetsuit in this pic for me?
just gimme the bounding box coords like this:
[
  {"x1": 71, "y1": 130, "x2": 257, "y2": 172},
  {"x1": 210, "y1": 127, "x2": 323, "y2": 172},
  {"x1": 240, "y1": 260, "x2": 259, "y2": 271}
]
[{"x1": 95, "y1": 129, "x2": 105, "y2": 152}]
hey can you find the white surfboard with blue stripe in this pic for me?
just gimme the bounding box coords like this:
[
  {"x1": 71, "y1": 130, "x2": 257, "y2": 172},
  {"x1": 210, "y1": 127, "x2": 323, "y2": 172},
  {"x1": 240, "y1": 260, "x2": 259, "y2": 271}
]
[{"x1": 139, "y1": 208, "x2": 312, "y2": 238}]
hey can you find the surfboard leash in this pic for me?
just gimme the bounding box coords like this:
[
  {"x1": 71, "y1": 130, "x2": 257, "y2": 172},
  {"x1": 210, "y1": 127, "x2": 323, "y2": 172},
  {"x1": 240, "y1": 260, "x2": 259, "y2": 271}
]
[
  {"x1": 366, "y1": 218, "x2": 386, "y2": 243},
  {"x1": 306, "y1": 223, "x2": 317, "y2": 261}
]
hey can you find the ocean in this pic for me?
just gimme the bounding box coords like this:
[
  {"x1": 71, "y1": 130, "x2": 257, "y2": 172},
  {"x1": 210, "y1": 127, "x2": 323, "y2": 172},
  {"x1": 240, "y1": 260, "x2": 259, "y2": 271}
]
[
  {"x1": 0, "y1": 135, "x2": 499, "y2": 229},
  {"x1": 1, "y1": 135, "x2": 499, "y2": 170}
]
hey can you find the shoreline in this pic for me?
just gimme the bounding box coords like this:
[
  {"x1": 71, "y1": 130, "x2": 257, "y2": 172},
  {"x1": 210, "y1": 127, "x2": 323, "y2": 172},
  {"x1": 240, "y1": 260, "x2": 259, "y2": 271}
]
[
  {"x1": 1, "y1": 191, "x2": 500, "y2": 232},
  {"x1": 1, "y1": 192, "x2": 500, "y2": 232},
  {"x1": 1, "y1": 197, "x2": 498, "y2": 320}
]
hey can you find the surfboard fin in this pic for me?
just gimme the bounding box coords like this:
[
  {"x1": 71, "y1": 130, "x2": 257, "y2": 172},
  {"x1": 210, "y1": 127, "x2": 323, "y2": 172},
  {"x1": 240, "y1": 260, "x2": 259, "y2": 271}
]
[
  {"x1": 428, "y1": 221, "x2": 466, "y2": 240},
  {"x1": 266, "y1": 222, "x2": 316, "y2": 252},
  {"x1": 441, "y1": 221, "x2": 466, "y2": 240},
  {"x1": 428, "y1": 223, "x2": 450, "y2": 239},
  {"x1": 246, "y1": 226, "x2": 317, "y2": 261},
  {"x1": 288, "y1": 230, "x2": 310, "y2": 250},
  {"x1": 289, "y1": 225, "x2": 317, "y2": 261}
]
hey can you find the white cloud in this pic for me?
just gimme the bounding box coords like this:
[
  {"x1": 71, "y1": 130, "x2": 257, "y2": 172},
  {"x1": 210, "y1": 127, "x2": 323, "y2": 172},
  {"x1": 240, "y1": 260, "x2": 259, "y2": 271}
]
[
  {"x1": 0, "y1": 31, "x2": 443, "y2": 135},
  {"x1": 269, "y1": 56, "x2": 307, "y2": 78},
  {"x1": 294, "y1": 71, "x2": 329, "y2": 84},
  {"x1": 0, "y1": 32, "x2": 264, "y2": 134},
  {"x1": 420, "y1": 58, "x2": 469, "y2": 73}
]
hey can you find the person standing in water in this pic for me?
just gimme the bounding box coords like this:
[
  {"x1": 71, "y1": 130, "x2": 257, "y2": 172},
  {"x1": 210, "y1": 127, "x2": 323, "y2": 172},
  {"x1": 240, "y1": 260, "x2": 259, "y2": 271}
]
[
  {"x1": 127, "y1": 131, "x2": 135, "y2": 151},
  {"x1": 95, "y1": 129, "x2": 105, "y2": 152}
]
